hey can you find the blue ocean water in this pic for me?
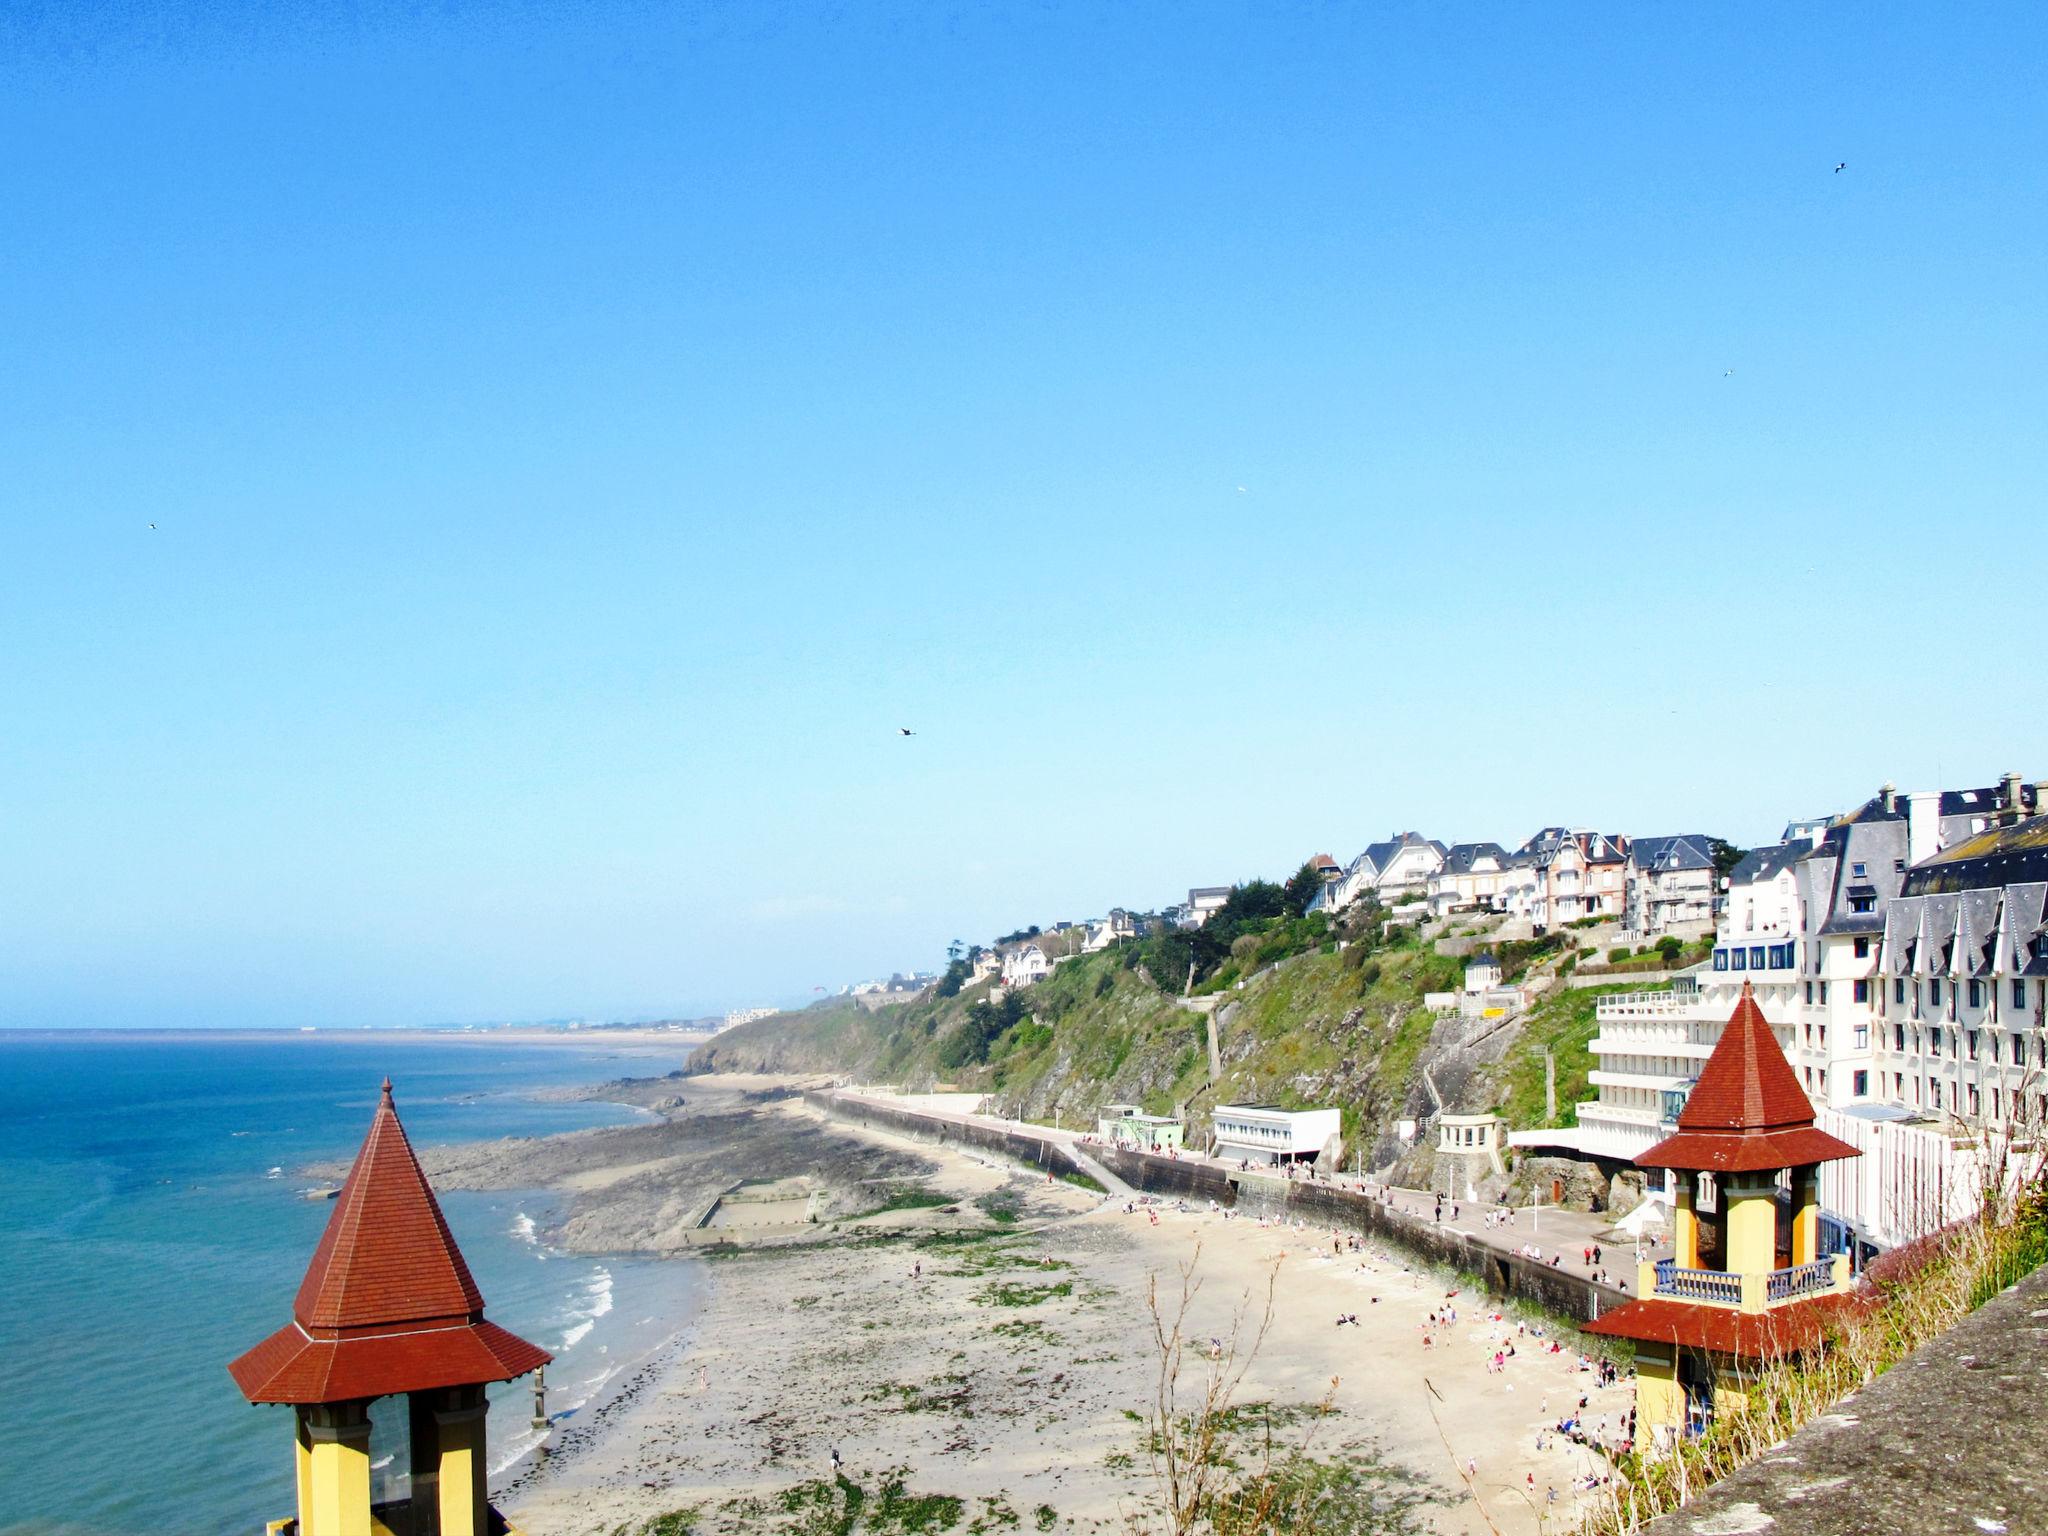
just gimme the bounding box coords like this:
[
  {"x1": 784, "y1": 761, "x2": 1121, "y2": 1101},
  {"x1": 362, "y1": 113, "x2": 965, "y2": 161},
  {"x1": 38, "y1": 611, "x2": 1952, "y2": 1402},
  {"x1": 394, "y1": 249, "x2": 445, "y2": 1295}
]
[{"x1": 0, "y1": 1032, "x2": 700, "y2": 1536}]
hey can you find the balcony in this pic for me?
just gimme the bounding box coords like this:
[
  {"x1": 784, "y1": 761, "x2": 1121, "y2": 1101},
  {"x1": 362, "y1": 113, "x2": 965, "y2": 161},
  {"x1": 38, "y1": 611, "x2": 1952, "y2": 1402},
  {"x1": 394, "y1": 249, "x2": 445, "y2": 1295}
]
[
  {"x1": 1766, "y1": 1259, "x2": 1839, "y2": 1302},
  {"x1": 1652, "y1": 1261, "x2": 1743, "y2": 1304},
  {"x1": 1650, "y1": 1256, "x2": 1848, "y2": 1308}
]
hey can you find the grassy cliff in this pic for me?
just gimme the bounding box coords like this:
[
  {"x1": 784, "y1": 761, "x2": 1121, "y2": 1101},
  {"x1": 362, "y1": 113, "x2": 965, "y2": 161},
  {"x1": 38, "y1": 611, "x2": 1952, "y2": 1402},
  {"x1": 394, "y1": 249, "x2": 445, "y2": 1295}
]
[{"x1": 687, "y1": 916, "x2": 1668, "y2": 1172}]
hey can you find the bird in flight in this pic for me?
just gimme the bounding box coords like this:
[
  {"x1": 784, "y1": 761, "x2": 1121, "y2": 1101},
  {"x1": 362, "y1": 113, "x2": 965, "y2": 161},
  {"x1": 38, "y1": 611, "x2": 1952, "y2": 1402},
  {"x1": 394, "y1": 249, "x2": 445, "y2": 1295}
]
[
  {"x1": 898, "y1": 727, "x2": 915, "y2": 737},
  {"x1": 148, "y1": 522, "x2": 158, "y2": 529},
  {"x1": 1236, "y1": 485, "x2": 1247, "y2": 494},
  {"x1": 1724, "y1": 369, "x2": 1735, "y2": 377},
  {"x1": 1833, "y1": 162, "x2": 1847, "y2": 174}
]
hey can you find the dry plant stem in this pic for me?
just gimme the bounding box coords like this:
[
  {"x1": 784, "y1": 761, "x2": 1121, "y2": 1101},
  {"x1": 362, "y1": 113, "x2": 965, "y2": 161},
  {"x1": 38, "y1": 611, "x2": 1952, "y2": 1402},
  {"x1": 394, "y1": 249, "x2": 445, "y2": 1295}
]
[
  {"x1": 1134, "y1": 1241, "x2": 1350, "y2": 1536},
  {"x1": 1421, "y1": 1377, "x2": 1505, "y2": 1536}
]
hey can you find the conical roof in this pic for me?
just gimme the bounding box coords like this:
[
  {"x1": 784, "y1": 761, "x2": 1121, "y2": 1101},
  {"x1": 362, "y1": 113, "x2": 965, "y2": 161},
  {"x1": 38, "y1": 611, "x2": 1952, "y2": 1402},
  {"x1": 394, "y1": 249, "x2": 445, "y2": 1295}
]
[
  {"x1": 293, "y1": 1078, "x2": 485, "y2": 1329},
  {"x1": 1637, "y1": 983, "x2": 1861, "y2": 1174},
  {"x1": 229, "y1": 1080, "x2": 549, "y2": 1405}
]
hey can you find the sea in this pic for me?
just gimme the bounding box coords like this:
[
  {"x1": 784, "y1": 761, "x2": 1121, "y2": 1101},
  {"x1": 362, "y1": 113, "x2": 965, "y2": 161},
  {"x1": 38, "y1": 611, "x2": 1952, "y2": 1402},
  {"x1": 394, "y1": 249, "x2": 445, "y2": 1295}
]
[{"x1": 0, "y1": 1030, "x2": 701, "y2": 1536}]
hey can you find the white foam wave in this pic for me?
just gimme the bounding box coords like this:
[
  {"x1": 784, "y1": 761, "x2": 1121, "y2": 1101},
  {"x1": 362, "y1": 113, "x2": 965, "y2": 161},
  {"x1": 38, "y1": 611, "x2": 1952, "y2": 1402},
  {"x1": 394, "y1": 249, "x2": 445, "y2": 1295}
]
[
  {"x1": 509, "y1": 1211, "x2": 537, "y2": 1244},
  {"x1": 559, "y1": 1318, "x2": 596, "y2": 1351}
]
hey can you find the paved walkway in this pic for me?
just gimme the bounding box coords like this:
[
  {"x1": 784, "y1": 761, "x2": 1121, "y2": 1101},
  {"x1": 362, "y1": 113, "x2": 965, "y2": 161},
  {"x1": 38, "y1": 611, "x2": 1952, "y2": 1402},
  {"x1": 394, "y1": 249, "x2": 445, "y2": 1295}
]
[{"x1": 831, "y1": 1090, "x2": 1666, "y2": 1298}]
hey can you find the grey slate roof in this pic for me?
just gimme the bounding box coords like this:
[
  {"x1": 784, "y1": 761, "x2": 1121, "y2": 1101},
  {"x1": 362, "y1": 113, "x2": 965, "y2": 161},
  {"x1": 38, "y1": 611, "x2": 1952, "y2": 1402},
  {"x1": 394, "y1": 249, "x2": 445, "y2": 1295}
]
[
  {"x1": 1632, "y1": 834, "x2": 1715, "y2": 873},
  {"x1": 1440, "y1": 842, "x2": 1509, "y2": 875},
  {"x1": 1729, "y1": 838, "x2": 1812, "y2": 885}
]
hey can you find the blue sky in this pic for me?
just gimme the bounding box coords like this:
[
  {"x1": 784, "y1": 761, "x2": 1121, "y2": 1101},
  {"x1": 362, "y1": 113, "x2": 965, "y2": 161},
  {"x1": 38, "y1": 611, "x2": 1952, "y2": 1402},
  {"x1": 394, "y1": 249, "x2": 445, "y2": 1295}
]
[{"x1": 4, "y1": 4, "x2": 2043, "y2": 1027}]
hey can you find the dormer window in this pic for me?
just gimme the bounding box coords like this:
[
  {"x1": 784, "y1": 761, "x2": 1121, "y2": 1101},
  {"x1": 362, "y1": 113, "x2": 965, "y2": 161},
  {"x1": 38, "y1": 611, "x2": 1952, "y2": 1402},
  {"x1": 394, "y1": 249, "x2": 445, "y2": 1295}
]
[{"x1": 1852, "y1": 862, "x2": 1867, "y2": 878}]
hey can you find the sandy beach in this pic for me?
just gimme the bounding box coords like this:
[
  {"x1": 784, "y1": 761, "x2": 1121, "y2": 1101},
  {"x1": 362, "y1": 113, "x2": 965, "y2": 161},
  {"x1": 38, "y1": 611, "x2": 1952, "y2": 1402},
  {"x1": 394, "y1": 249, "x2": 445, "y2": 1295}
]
[{"x1": 427, "y1": 1078, "x2": 1630, "y2": 1536}]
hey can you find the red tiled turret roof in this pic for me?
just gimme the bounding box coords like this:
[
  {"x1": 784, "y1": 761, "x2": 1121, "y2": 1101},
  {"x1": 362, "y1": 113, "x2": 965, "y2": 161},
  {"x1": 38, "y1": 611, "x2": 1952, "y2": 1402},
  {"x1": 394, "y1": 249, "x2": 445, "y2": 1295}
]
[
  {"x1": 1636, "y1": 983, "x2": 1861, "y2": 1173},
  {"x1": 294, "y1": 1078, "x2": 485, "y2": 1329},
  {"x1": 229, "y1": 1080, "x2": 550, "y2": 1405}
]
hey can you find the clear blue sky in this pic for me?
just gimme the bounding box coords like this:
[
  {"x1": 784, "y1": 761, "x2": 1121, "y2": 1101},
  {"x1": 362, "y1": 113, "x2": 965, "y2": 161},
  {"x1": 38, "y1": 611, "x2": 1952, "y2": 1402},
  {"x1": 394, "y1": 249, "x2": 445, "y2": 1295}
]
[{"x1": 4, "y1": 4, "x2": 2043, "y2": 1028}]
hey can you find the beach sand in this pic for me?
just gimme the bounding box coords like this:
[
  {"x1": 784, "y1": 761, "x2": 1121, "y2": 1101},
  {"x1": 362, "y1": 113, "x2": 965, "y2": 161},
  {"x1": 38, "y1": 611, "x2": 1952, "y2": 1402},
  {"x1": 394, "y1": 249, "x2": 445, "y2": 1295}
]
[{"x1": 471, "y1": 1085, "x2": 1629, "y2": 1536}]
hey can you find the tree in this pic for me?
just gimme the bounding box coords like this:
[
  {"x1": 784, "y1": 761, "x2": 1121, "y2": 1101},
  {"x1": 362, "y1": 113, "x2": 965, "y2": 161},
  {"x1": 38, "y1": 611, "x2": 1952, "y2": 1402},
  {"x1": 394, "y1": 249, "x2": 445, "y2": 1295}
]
[
  {"x1": 1281, "y1": 860, "x2": 1325, "y2": 920},
  {"x1": 1708, "y1": 836, "x2": 1747, "y2": 880}
]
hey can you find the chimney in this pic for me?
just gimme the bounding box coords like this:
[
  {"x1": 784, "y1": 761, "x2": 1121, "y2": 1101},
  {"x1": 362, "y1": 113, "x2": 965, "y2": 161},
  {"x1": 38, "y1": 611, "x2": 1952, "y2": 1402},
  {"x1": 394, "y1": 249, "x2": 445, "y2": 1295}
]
[
  {"x1": 2003, "y1": 770, "x2": 2026, "y2": 823},
  {"x1": 1880, "y1": 781, "x2": 1897, "y2": 815},
  {"x1": 1906, "y1": 791, "x2": 1941, "y2": 866}
]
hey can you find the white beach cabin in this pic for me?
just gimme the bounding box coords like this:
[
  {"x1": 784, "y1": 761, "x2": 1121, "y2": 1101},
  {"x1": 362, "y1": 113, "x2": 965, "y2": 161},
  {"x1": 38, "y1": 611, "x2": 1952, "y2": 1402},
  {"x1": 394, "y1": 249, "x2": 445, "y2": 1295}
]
[{"x1": 1212, "y1": 1103, "x2": 1342, "y2": 1166}]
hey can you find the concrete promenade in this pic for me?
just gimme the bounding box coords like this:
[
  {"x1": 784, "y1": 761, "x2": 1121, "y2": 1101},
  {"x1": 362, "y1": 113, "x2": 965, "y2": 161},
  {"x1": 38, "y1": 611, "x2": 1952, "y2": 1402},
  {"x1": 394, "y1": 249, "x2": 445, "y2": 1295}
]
[{"x1": 828, "y1": 1088, "x2": 1665, "y2": 1301}]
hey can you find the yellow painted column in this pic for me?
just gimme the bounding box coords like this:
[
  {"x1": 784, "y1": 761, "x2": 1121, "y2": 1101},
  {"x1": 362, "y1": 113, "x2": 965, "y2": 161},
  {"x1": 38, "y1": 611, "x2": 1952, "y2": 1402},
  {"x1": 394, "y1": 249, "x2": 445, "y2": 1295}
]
[
  {"x1": 304, "y1": 1401, "x2": 373, "y2": 1536},
  {"x1": 1791, "y1": 1168, "x2": 1820, "y2": 1266},
  {"x1": 1631, "y1": 1350, "x2": 1684, "y2": 1437},
  {"x1": 1725, "y1": 1180, "x2": 1779, "y2": 1307},
  {"x1": 295, "y1": 1410, "x2": 316, "y2": 1536},
  {"x1": 1675, "y1": 1180, "x2": 1699, "y2": 1268},
  {"x1": 434, "y1": 1387, "x2": 491, "y2": 1536}
]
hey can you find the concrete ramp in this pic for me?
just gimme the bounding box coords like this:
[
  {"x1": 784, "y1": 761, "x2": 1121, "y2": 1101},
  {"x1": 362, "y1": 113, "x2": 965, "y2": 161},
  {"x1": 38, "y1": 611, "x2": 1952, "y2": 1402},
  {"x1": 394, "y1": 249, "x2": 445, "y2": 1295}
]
[{"x1": 1057, "y1": 1141, "x2": 1132, "y2": 1199}]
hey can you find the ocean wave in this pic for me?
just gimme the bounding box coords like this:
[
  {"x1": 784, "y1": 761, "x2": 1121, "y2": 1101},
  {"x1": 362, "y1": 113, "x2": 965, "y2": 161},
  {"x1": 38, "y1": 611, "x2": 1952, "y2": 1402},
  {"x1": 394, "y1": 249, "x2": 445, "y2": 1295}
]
[
  {"x1": 509, "y1": 1211, "x2": 537, "y2": 1244},
  {"x1": 552, "y1": 1265, "x2": 614, "y2": 1352}
]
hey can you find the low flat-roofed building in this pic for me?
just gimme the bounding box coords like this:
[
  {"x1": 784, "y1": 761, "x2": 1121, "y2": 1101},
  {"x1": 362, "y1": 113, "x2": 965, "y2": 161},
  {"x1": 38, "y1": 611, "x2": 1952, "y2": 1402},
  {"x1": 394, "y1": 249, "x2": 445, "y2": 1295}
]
[
  {"x1": 1212, "y1": 1103, "x2": 1341, "y2": 1165},
  {"x1": 1098, "y1": 1103, "x2": 1185, "y2": 1152}
]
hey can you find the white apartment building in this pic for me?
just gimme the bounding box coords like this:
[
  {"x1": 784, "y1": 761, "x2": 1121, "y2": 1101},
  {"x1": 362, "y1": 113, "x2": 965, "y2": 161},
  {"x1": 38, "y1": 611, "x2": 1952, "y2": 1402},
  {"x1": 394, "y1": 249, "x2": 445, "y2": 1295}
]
[{"x1": 1521, "y1": 776, "x2": 2046, "y2": 1252}]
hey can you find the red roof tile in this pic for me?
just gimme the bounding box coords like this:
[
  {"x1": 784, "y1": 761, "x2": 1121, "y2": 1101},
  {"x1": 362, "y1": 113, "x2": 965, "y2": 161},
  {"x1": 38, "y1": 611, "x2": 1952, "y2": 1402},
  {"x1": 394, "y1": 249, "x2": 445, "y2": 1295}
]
[
  {"x1": 1637, "y1": 983, "x2": 1860, "y2": 1172},
  {"x1": 229, "y1": 1080, "x2": 549, "y2": 1405}
]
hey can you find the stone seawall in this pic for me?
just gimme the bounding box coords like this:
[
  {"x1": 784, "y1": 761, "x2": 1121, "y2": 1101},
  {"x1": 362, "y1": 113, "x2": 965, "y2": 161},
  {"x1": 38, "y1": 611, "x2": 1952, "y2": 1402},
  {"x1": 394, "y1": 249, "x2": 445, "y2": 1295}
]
[
  {"x1": 813, "y1": 1093, "x2": 1626, "y2": 1325},
  {"x1": 808, "y1": 1091, "x2": 1085, "y2": 1179},
  {"x1": 1099, "y1": 1146, "x2": 1626, "y2": 1324}
]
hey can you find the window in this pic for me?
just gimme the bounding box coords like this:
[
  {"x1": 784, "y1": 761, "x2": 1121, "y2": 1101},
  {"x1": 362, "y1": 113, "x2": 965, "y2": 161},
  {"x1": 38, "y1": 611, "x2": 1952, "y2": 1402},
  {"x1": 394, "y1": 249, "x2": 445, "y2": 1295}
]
[
  {"x1": 1854, "y1": 1024, "x2": 1868, "y2": 1050},
  {"x1": 1850, "y1": 892, "x2": 1876, "y2": 913},
  {"x1": 1968, "y1": 1029, "x2": 1980, "y2": 1058},
  {"x1": 1930, "y1": 1079, "x2": 1942, "y2": 1110},
  {"x1": 1804, "y1": 980, "x2": 1813, "y2": 1003},
  {"x1": 1968, "y1": 980, "x2": 1983, "y2": 1009},
  {"x1": 1852, "y1": 862, "x2": 1867, "y2": 878},
  {"x1": 1732, "y1": 948, "x2": 1747, "y2": 971},
  {"x1": 1713, "y1": 948, "x2": 1729, "y2": 972},
  {"x1": 1931, "y1": 1026, "x2": 1943, "y2": 1053},
  {"x1": 1855, "y1": 979, "x2": 1871, "y2": 1004},
  {"x1": 1854, "y1": 1070, "x2": 1869, "y2": 1096},
  {"x1": 1894, "y1": 859, "x2": 1906, "y2": 874},
  {"x1": 1894, "y1": 1023, "x2": 1905, "y2": 1051},
  {"x1": 1748, "y1": 946, "x2": 1764, "y2": 969},
  {"x1": 1820, "y1": 1024, "x2": 1828, "y2": 1048},
  {"x1": 1931, "y1": 978, "x2": 1943, "y2": 1006},
  {"x1": 2015, "y1": 1034, "x2": 2027, "y2": 1067},
  {"x1": 1895, "y1": 977, "x2": 1906, "y2": 1005},
  {"x1": 2017, "y1": 979, "x2": 2030, "y2": 1008},
  {"x1": 1969, "y1": 1086, "x2": 1981, "y2": 1117},
  {"x1": 1820, "y1": 980, "x2": 1829, "y2": 1004},
  {"x1": 1854, "y1": 936, "x2": 1871, "y2": 959},
  {"x1": 1991, "y1": 1088, "x2": 2002, "y2": 1119},
  {"x1": 1893, "y1": 1072, "x2": 1904, "y2": 1097}
]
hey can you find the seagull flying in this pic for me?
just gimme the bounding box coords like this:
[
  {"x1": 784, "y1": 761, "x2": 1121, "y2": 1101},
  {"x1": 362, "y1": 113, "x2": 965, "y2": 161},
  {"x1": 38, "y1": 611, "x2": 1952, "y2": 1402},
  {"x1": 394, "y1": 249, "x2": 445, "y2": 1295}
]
[
  {"x1": 148, "y1": 522, "x2": 158, "y2": 529},
  {"x1": 1235, "y1": 485, "x2": 1247, "y2": 493},
  {"x1": 1833, "y1": 162, "x2": 1847, "y2": 174},
  {"x1": 1724, "y1": 369, "x2": 1734, "y2": 377},
  {"x1": 898, "y1": 727, "x2": 915, "y2": 737}
]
